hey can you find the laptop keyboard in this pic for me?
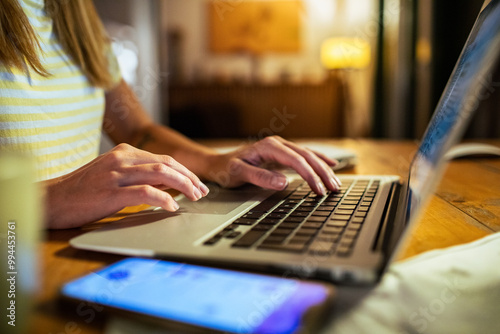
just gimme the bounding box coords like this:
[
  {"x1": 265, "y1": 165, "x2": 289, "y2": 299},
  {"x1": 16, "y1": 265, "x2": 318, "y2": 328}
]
[{"x1": 203, "y1": 178, "x2": 379, "y2": 257}]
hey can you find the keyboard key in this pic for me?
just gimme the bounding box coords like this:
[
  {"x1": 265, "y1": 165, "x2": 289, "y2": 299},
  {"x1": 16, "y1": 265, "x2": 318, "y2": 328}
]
[
  {"x1": 316, "y1": 205, "x2": 336, "y2": 211},
  {"x1": 301, "y1": 222, "x2": 323, "y2": 229},
  {"x1": 338, "y1": 205, "x2": 357, "y2": 210},
  {"x1": 336, "y1": 244, "x2": 352, "y2": 257},
  {"x1": 252, "y1": 224, "x2": 273, "y2": 231},
  {"x1": 271, "y1": 228, "x2": 294, "y2": 236},
  {"x1": 343, "y1": 230, "x2": 359, "y2": 239},
  {"x1": 261, "y1": 235, "x2": 286, "y2": 244},
  {"x1": 225, "y1": 231, "x2": 241, "y2": 239},
  {"x1": 233, "y1": 218, "x2": 256, "y2": 226},
  {"x1": 232, "y1": 230, "x2": 267, "y2": 247},
  {"x1": 294, "y1": 191, "x2": 310, "y2": 197},
  {"x1": 289, "y1": 211, "x2": 309, "y2": 218},
  {"x1": 258, "y1": 243, "x2": 306, "y2": 253},
  {"x1": 330, "y1": 214, "x2": 351, "y2": 221},
  {"x1": 317, "y1": 233, "x2": 341, "y2": 242},
  {"x1": 289, "y1": 235, "x2": 313, "y2": 244},
  {"x1": 352, "y1": 217, "x2": 365, "y2": 224},
  {"x1": 321, "y1": 226, "x2": 344, "y2": 234},
  {"x1": 285, "y1": 199, "x2": 301, "y2": 205},
  {"x1": 308, "y1": 241, "x2": 335, "y2": 255},
  {"x1": 349, "y1": 222, "x2": 364, "y2": 231},
  {"x1": 267, "y1": 213, "x2": 287, "y2": 219},
  {"x1": 251, "y1": 190, "x2": 293, "y2": 213},
  {"x1": 295, "y1": 228, "x2": 318, "y2": 236},
  {"x1": 259, "y1": 218, "x2": 280, "y2": 225},
  {"x1": 203, "y1": 237, "x2": 220, "y2": 245},
  {"x1": 326, "y1": 220, "x2": 348, "y2": 228},
  {"x1": 273, "y1": 208, "x2": 292, "y2": 214},
  {"x1": 288, "y1": 195, "x2": 305, "y2": 200},
  {"x1": 321, "y1": 200, "x2": 340, "y2": 206},
  {"x1": 283, "y1": 217, "x2": 305, "y2": 223},
  {"x1": 306, "y1": 216, "x2": 327, "y2": 223},
  {"x1": 278, "y1": 222, "x2": 300, "y2": 229},
  {"x1": 311, "y1": 211, "x2": 330, "y2": 217},
  {"x1": 242, "y1": 211, "x2": 263, "y2": 219},
  {"x1": 335, "y1": 209, "x2": 354, "y2": 215}
]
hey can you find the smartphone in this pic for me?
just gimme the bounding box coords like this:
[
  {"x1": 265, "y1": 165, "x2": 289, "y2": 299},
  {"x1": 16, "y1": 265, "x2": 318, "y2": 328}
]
[{"x1": 60, "y1": 258, "x2": 335, "y2": 334}]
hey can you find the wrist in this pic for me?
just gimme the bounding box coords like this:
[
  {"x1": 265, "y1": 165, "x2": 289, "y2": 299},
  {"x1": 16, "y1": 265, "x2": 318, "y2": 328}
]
[{"x1": 196, "y1": 150, "x2": 224, "y2": 183}]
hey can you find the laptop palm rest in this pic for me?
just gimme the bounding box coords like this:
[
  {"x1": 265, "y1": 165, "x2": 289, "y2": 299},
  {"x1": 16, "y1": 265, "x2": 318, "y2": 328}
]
[
  {"x1": 175, "y1": 183, "x2": 270, "y2": 215},
  {"x1": 70, "y1": 183, "x2": 274, "y2": 255}
]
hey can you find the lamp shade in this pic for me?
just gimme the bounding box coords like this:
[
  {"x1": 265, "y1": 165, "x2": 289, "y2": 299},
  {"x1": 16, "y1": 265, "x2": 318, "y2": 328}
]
[{"x1": 321, "y1": 37, "x2": 371, "y2": 69}]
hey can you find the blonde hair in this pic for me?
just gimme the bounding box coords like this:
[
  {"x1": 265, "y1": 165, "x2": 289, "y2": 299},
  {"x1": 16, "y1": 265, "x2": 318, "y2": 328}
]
[{"x1": 0, "y1": 0, "x2": 114, "y2": 88}]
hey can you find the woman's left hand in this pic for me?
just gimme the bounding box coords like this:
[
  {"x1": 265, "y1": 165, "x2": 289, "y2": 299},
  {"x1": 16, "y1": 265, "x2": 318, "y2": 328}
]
[{"x1": 204, "y1": 136, "x2": 342, "y2": 195}]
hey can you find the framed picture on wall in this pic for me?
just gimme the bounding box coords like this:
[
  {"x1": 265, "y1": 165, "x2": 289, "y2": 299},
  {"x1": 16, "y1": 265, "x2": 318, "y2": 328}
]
[{"x1": 209, "y1": 0, "x2": 303, "y2": 54}]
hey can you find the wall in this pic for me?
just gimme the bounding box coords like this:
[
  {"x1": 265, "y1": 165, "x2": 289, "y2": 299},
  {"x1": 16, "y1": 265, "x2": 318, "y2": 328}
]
[{"x1": 163, "y1": 0, "x2": 375, "y2": 85}]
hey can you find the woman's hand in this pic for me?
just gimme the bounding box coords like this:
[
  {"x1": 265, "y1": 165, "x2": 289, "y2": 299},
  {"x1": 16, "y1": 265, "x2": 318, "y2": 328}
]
[
  {"x1": 205, "y1": 136, "x2": 342, "y2": 195},
  {"x1": 43, "y1": 143, "x2": 209, "y2": 229}
]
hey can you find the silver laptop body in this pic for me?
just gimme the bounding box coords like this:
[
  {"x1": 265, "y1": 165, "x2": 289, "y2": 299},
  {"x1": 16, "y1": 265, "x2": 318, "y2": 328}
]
[{"x1": 71, "y1": 0, "x2": 500, "y2": 285}]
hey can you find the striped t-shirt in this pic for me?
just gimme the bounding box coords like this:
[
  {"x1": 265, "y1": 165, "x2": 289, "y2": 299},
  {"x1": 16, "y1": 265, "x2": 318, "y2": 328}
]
[{"x1": 0, "y1": 0, "x2": 121, "y2": 181}]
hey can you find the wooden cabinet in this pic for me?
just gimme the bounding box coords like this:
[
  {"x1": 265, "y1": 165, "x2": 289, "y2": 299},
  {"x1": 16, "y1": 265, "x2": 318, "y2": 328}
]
[{"x1": 167, "y1": 80, "x2": 344, "y2": 139}]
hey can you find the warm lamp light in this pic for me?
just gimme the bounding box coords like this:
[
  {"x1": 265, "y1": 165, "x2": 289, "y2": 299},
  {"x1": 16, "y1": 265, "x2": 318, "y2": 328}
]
[{"x1": 321, "y1": 37, "x2": 371, "y2": 69}]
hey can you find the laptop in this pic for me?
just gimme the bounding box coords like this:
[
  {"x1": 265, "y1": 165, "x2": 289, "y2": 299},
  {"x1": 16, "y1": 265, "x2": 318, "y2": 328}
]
[{"x1": 71, "y1": 0, "x2": 500, "y2": 285}]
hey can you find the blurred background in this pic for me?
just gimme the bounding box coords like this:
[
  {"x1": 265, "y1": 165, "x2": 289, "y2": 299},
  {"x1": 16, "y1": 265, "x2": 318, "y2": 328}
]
[{"x1": 94, "y1": 0, "x2": 500, "y2": 142}]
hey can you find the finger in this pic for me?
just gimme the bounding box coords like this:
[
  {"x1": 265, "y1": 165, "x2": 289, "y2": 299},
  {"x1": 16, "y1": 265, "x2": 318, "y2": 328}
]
[
  {"x1": 155, "y1": 155, "x2": 209, "y2": 195},
  {"x1": 281, "y1": 142, "x2": 342, "y2": 191},
  {"x1": 117, "y1": 185, "x2": 180, "y2": 212},
  {"x1": 229, "y1": 159, "x2": 289, "y2": 190},
  {"x1": 308, "y1": 149, "x2": 339, "y2": 167},
  {"x1": 253, "y1": 138, "x2": 328, "y2": 194},
  {"x1": 119, "y1": 164, "x2": 204, "y2": 201},
  {"x1": 112, "y1": 144, "x2": 209, "y2": 196}
]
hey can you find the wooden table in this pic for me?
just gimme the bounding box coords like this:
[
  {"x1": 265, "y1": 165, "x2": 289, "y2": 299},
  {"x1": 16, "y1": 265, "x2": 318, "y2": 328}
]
[{"x1": 29, "y1": 139, "x2": 500, "y2": 334}]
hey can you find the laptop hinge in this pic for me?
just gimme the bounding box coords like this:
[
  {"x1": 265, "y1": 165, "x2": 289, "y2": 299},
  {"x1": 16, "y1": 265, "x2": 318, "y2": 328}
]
[{"x1": 372, "y1": 182, "x2": 402, "y2": 254}]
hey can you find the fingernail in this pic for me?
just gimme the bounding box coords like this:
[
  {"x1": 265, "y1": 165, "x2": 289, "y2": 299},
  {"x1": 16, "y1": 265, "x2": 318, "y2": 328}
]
[
  {"x1": 199, "y1": 182, "x2": 210, "y2": 196},
  {"x1": 328, "y1": 177, "x2": 338, "y2": 191},
  {"x1": 317, "y1": 182, "x2": 326, "y2": 195},
  {"x1": 271, "y1": 176, "x2": 288, "y2": 190},
  {"x1": 331, "y1": 176, "x2": 341, "y2": 189},
  {"x1": 172, "y1": 201, "x2": 180, "y2": 211},
  {"x1": 193, "y1": 186, "x2": 202, "y2": 200}
]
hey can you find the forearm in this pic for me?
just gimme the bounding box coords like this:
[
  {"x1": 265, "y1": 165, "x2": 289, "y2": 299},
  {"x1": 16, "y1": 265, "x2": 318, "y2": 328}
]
[
  {"x1": 132, "y1": 123, "x2": 219, "y2": 181},
  {"x1": 104, "y1": 80, "x2": 220, "y2": 180}
]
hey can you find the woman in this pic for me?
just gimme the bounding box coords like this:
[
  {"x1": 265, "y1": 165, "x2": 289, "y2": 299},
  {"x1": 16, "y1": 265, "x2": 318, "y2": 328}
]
[{"x1": 0, "y1": 0, "x2": 341, "y2": 229}]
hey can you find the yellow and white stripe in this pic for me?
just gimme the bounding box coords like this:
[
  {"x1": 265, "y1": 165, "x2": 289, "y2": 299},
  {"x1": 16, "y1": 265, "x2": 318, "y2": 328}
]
[{"x1": 0, "y1": 0, "x2": 121, "y2": 181}]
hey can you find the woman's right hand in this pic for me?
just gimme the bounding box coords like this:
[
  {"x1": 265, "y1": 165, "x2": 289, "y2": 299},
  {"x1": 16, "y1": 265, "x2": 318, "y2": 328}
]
[{"x1": 42, "y1": 143, "x2": 209, "y2": 229}]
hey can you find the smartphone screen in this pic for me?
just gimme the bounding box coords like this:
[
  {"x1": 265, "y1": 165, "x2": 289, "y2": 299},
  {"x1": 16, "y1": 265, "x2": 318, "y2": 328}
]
[{"x1": 61, "y1": 258, "x2": 333, "y2": 334}]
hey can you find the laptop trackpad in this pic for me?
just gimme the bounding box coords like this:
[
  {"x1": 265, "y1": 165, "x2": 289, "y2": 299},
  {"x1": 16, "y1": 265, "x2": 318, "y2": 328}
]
[{"x1": 176, "y1": 183, "x2": 271, "y2": 215}]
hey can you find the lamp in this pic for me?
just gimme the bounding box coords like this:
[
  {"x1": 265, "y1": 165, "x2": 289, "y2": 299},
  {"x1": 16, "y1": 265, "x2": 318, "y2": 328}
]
[
  {"x1": 321, "y1": 37, "x2": 371, "y2": 137},
  {"x1": 321, "y1": 37, "x2": 371, "y2": 70}
]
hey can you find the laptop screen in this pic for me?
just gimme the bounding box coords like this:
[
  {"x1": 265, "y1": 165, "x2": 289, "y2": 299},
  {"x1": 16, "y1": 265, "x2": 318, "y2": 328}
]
[{"x1": 407, "y1": 0, "x2": 500, "y2": 223}]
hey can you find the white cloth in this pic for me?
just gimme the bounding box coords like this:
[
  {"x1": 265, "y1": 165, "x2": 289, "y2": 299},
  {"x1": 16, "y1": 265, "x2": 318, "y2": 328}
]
[{"x1": 324, "y1": 233, "x2": 500, "y2": 334}]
